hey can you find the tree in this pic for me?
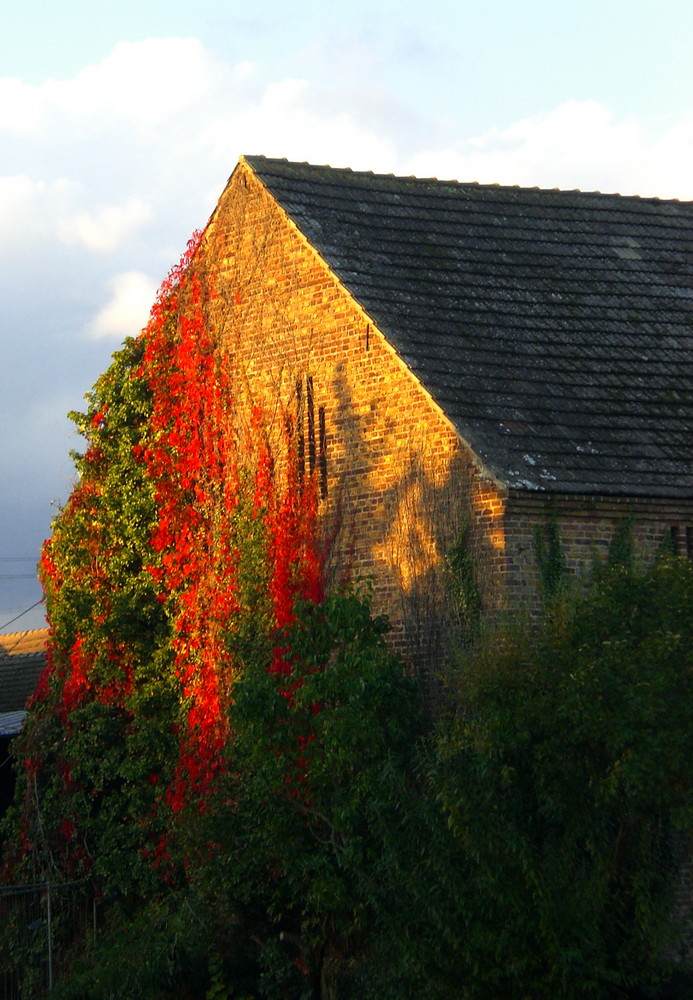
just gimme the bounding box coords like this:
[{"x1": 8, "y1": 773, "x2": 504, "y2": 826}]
[
  {"x1": 179, "y1": 590, "x2": 426, "y2": 999},
  {"x1": 430, "y1": 557, "x2": 693, "y2": 999}
]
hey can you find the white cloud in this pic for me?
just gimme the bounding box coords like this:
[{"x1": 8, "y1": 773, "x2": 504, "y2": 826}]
[
  {"x1": 0, "y1": 176, "x2": 151, "y2": 255},
  {"x1": 0, "y1": 175, "x2": 49, "y2": 234},
  {"x1": 58, "y1": 198, "x2": 153, "y2": 252},
  {"x1": 87, "y1": 271, "x2": 158, "y2": 340},
  {"x1": 0, "y1": 175, "x2": 79, "y2": 248},
  {"x1": 199, "y1": 76, "x2": 398, "y2": 175},
  {"x1": 51, "y1": 38, "x2": 220, "y2": 124},
  {"x1": 0, "y1": 77, "x2": 44, "y2": 133},
  {"x1": 0, "y1": 38, "x2": 220, "y2": 133},
  {"x1": 403, "y1": 101, "x2": 693, "y2": 200}
]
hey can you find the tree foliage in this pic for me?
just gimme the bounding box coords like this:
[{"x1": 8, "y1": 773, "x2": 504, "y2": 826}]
[{"x1": 431, "y1": 556, "x2": 693, "y2": 999}]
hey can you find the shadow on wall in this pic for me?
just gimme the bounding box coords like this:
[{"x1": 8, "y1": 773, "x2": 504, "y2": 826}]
[
  {"x1": 200, "y1": 181, "x2": 509, "y2": 706},
  {"x1": 327, "y1": 363, "x2": 505, "y2": 707}
]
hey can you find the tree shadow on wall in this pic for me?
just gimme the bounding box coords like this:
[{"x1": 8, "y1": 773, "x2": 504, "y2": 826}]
[{"x1": 327, "y1": 363, "x2": 498, "y2": 710}]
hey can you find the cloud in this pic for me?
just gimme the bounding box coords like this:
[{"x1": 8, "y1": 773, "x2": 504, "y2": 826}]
[
  {"x1": 0, "y1": 38, "x2": 220, "y2": 132},
  {"x1": 197, "y1": 75, "x2": 400, "y2": 176},
  {"x1": 87, "y1": 271, "x2": 158, "y2": 340},
  {"x1": 0, "y1": 177, "x2": 151, "y2": 257},
  {"x1": 403, "y1": 101, "x2": 693, "y2": 200},
  {"x1": 0, "y1": 77, "x2": 44, "y2": 134},
  {"x1": 0, "y1": 175, "x2": 74, "y2": 244},
  {"x1": 58, "y1": 198, "x2": 153, "y2": 252}
]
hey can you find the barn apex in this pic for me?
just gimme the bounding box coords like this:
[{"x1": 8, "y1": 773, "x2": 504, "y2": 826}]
[{"x1": 199, "y1": 156, "x2": 693, "y2": 665}]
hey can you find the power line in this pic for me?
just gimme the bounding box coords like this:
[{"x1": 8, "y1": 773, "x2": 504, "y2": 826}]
[
  {"x1": 0, "y1": 559, "x2": 39, "y2": 578},
  {"x1": 0, "y1": 601, "x2": 44, "y2": 633}
]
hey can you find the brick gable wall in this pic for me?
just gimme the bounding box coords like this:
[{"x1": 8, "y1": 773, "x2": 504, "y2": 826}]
[
  {"x1": 197, "y1": 162, "x2": 507, "y2": 685},
  {"x1": 195, "y1": 161, "x2": 693, "y2": 682}
]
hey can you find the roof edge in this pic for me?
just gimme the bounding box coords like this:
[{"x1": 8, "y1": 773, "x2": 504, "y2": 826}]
[{"x1": 241, "y1": 154, "x2": 693, "y2": 206}]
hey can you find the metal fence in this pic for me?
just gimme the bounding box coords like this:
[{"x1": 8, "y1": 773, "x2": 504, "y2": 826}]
[{"x1": 0, "y1": 880, "x2": 95, "y2": 999}]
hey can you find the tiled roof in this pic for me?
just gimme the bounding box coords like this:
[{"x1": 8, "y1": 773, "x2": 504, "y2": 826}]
[
  {"x1": 0, "y1": 710, "x2": 26, "y2": 737},
  {"x1": 245, "y1": 156, "x2": 693, "y2": 498},
  {"x1": 0, "y1": 630, "x2": 49, "y2": 715}
]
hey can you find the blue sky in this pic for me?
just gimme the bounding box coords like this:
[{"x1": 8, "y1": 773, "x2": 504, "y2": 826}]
[{"x1": 1, "y1": 0, "x2": 692, "y2": 629}]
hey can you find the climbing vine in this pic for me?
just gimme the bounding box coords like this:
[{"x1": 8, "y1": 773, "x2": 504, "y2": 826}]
[
  {"x1": 534, "y1": 509, "x2": 568, "y2": 605},
  {"x1": 4, "y1": 230, "x2": 324, "y2": 887}
]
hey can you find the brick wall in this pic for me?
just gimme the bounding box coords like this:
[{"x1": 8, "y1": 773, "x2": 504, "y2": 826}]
[
  {"x1": 194, "y1": 161, "x2": 693, "y2": 679},
  {"x1": 506, "y1": 492, "x2": 693, "y2": 611},
  {"x1": 194, "y1": 161, "x2": 507, "y2": 686}
]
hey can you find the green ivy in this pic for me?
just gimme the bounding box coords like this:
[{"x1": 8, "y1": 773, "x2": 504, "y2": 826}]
[
  {"x1": 446, "y1": 515, "x2": 482, "y2": 645},
  {"x1": 606, "y1": 513, "x2": 635, "y2": 569},
  {"x1": 535, "y1": 510, "x2": 568, "y2": 605}
]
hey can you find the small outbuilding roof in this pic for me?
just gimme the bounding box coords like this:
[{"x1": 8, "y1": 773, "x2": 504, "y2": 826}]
[
  {"x1": 0, "y1": 710, "x2": 27, "y2": 738},
  {"x1": 244, "y1": 156, "x2": 693, "y2": 498},
  {"x1": 0, "y1": 630, "x2": 49, "y2": 733}
]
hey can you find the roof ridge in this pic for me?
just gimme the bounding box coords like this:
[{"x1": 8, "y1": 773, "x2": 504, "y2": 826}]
[
  {"x1": 243, "y1": 154, "x2": 692, "y2": 206},
  {"x1": 0, "y1": 628, "x2": 50, "y2": 658}
]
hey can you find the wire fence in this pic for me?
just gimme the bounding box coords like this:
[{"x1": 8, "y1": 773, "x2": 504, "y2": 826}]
[{"x1": 0, "y1": 880, "x2": 95, "y2": 999}]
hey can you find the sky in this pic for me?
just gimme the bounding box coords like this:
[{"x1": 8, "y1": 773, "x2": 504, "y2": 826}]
[{"x1": 1, "y1": 0, "x2": 692, "y2": 630}]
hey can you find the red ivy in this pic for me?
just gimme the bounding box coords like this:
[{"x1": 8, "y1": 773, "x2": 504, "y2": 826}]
[
  {"x1": 136, "y1": 233, "x2": 324, "y2": 815},
  {"x1": 20, "y1": 227, "x2": 325, "y2": 881}
]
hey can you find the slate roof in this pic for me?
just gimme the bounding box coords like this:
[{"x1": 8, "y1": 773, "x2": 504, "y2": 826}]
[
  {"x1": 244, "y1": 156, "x2": 693, "y2": 498},
  {"x1": 0, "y1": 631, "x2": 49, "y2": 732}
]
